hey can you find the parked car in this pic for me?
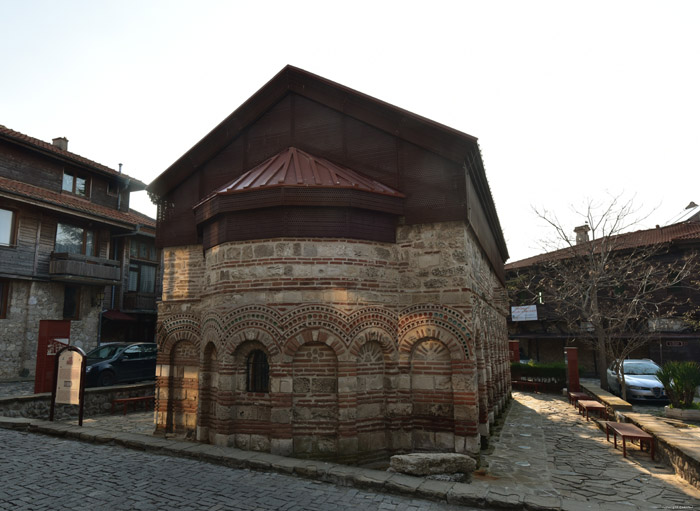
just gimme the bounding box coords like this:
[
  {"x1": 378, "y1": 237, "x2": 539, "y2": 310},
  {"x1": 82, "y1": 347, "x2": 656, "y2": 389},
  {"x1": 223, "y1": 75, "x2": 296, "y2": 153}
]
[
  {"x1": 606, "y1": 359, "x2": 667, "y2": 401},
  {"x1": 85, "y1": 342, "x2": 157, "y2": 387}
]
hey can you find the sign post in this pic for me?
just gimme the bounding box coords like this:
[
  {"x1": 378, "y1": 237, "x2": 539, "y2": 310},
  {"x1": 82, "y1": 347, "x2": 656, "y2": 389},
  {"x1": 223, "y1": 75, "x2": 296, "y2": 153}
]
[{"x1": 49, "y1": 346, "x2": 86, "y2": 426}]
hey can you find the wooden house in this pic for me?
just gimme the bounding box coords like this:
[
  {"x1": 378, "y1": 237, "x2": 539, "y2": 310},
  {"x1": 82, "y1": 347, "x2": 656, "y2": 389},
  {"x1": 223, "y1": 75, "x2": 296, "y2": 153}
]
[{"x1": 0, "y1": 126, "x2": 159, "y2": 381}]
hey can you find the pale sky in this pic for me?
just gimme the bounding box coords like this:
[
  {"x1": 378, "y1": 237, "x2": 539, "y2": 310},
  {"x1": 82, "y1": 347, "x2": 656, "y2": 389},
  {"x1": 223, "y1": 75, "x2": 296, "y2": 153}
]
[{"x1": 2, "y1": 0, "x2": 699, "y2": 262}]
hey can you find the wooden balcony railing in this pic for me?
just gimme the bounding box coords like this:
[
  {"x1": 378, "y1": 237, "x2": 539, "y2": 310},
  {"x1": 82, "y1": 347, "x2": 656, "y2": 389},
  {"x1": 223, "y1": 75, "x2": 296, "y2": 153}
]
[
  {"x1": 123, "y1": 292, "x2": 157, "y2": 312},
  {"x1": 49, "y1": 252, "x2": 121, "y2": 285}
]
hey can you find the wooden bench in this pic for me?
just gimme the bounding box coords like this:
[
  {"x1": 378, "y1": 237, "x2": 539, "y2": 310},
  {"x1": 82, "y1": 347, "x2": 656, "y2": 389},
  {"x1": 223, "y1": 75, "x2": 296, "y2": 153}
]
[
  {"x1": 577, "y1": 400, "x2": 607, "y2": 421},
  {"x1": 512, "y1": 380, "x2": 543, "y2": 393},
  {"x1": 111, "y1": 395, "x2": 155, "y2": 415},
  {"x1": 568, "y1": 391, "x2": 589, "y2": 407},
  {"x1": 604, "y1": 421, "x2": 654, "y2": 460}
]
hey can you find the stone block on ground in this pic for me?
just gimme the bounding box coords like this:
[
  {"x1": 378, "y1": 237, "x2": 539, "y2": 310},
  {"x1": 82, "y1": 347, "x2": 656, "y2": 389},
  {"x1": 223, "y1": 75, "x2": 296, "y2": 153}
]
[{"x1": 389, "y1": 452, "x2": 477, "y2": 476}]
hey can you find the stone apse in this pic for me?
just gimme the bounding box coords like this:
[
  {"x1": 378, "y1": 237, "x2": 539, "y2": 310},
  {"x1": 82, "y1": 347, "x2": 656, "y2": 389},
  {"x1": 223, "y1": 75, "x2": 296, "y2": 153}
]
[{"x1": 148, "y1": 66, "x2": 511, "y2": 463}]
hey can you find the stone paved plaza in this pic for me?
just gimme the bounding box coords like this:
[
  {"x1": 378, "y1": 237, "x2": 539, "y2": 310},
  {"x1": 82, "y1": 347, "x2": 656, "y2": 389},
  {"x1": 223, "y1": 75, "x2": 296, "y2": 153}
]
[
  {"x1": 482, "y1": 392, "x2": 700, "y2": 509},
  {"x1": 0, "y1": 427, "x2": 479, "y2": 511}
]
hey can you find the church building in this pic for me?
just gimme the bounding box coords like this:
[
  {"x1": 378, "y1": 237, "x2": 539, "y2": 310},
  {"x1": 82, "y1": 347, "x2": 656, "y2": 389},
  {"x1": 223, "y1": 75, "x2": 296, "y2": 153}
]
[{"x1": 146, "y1": 66, "x2": 511, "y2": 462}]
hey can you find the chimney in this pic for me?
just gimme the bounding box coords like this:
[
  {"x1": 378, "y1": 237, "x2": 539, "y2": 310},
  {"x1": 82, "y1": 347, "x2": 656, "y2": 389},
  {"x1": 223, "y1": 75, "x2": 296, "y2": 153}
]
[
  {"x1": 52, "y1": 137, "x2": 68, "y2": 151},
  {"x1": 574, "y1": 224, "x2": 590, "y2": 244}
]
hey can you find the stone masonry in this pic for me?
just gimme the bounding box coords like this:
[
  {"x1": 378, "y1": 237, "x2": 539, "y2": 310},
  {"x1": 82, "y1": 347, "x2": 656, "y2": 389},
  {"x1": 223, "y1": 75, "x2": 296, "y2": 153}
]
[{"x1": 155, "y1": 221, "x2": 510, "y2": 463}]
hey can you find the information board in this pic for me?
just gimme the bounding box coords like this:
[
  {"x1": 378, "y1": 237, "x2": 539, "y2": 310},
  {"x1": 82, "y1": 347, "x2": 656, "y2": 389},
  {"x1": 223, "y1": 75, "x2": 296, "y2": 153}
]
[{"x1": 55, "y1": 350, "x2": 84, "y2": 405}]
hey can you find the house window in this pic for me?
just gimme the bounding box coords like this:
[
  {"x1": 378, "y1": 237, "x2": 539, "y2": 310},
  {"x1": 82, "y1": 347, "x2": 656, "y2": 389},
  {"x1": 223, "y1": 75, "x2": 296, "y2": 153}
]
[
  {"x1": 62, "y1": 171, "x2": 89, "y2": 197},
  {"x1": 55, "y1": 223, "x2": 97, "y2": 255},
  {"x1": 107, "y1": 182, "x2": 118, "y2": 197},
  {"x1": 128, "y1": 263, "x2": 156, "y2": 293},
  {"x1": 129, "y1": 239, "x2": 157, "y2": 261},
  {"x1": 246, "y1": 350, "x2": 269, "y2": 393},
  {"x1": 63, "y1": 285, "x2": 80, "y2": 319},
  {"x1": 0, "y1": 208, "x2": 16, "y2": 246},
  {"x1": 0, "y1": 280, "x2": 9, "y2": 319}
]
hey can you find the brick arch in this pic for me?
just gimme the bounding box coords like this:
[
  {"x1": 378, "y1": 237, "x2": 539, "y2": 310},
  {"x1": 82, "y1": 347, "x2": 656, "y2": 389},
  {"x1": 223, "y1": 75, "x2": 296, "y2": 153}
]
[
  {"x1": 347, "y1": 307, "x2": 398, "y2": 343},
  {"x1": 158, "y1": 314, "x2": 201, "y2": 356},
  {"x1": 398, "y1": 324, "x2": 467, "y2": 363},
  {"x1": 347, "y1": 327, "x2": 397, "y2": 361},
  {"x1": 226, "y1": 327, "x2": 282, "y2": 362},
  {"x1": 284, "y1": 328, "x2": 347, "y2": 360},
  {"x1": 200, "y1": 311, "x2": 226, "y2": 355},
  {"x1": 398, "y1": 305, "x2": 473, "y2": 361},
  {"x1": 282, "y1": 304, "x2": 350, "y2": 346}
]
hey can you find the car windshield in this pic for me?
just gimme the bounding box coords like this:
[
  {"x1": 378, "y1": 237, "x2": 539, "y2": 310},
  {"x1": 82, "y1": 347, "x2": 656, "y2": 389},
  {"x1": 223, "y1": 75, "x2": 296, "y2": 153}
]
[
  {"x1": 622, "y1": 361, "x2": 660, "y2": 376},
  {"x1": 86, "y1": 345, "x2": 125, "y2": 361}
]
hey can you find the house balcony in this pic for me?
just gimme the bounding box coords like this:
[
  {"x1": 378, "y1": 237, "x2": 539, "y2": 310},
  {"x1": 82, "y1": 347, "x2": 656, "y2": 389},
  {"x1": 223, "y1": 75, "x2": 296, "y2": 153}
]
[
  {"x1": 123, "y1": 292, "x2": 157, "y2": 312},
  {"x1": 49, "y1": 252, "x2": 121, "y2": 285}
]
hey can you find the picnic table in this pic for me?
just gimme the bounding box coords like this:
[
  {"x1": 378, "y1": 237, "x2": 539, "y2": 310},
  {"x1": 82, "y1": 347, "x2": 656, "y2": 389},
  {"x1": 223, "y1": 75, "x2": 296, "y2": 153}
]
[
  {"x1": 577, "y1": 400, "x2": 607, "y2": 421},
  {"x1": 567, "y1": 391, "x2": 589, "y2": 407},
  {"x1": 604, "y1": 421, "x2": 655, "y2": 460}
]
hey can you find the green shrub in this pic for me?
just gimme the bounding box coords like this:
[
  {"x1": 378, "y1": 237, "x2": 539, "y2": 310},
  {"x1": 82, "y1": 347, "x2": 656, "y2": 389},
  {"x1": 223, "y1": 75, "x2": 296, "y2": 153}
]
[
  {"x1": 656, "y1": 361, "x2": 700, "y2": 409},
  {"x1": 510, "y1": 361, "x2": 572, "y2": 384}
]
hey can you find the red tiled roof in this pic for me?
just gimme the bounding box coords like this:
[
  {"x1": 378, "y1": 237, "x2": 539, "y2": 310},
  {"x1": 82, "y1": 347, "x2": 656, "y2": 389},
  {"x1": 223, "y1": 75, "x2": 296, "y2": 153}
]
[
  {"x1": 0, "y1": 175, "x2": 154, "y2": 229},
  {"x1": 214, "y1": 147, "x2": 405, "y2": 198},
  {"x1": 0, "y1": 125, "x2": 146, "y2": 190},
  {"x1": 505, "y1": 221, "x2": 700, "y2": 270}
]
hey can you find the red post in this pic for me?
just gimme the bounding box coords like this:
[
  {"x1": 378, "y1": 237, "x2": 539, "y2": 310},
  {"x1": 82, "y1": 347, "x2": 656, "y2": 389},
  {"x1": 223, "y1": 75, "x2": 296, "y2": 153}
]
[{"x1": 565, "y1": 347, "x2": 580, "y2": 392}]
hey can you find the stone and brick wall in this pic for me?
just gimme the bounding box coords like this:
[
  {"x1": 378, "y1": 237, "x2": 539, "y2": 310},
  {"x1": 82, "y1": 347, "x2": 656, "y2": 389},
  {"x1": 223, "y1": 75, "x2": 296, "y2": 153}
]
[
  {"x1": 154, "y1": 221, "x2": 510, "y2": 463},
  {"x1": 0, "y1": 280, "x2": 100, "y2": 380}
]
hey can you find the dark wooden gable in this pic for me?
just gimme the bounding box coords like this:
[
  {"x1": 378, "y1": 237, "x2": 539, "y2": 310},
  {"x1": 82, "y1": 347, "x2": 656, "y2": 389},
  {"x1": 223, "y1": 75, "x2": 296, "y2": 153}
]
[{"x1": 149, "y1": 66, "x2": 509, "y2": 281}]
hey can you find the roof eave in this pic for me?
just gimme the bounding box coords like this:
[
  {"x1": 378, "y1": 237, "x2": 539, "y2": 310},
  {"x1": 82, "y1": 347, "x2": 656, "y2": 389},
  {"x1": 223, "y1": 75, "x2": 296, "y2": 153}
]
[{"x1": 147, "y1": 65, "x2": 479, "y2": 198}]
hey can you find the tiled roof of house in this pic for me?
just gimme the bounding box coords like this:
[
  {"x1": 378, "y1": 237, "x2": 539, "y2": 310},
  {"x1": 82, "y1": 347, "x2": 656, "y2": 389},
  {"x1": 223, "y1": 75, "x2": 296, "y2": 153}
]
[
  {"x1": 0, "y1": 124, "x2": 146, "y2": 190},
  {"x1": 0, "y1": 175, "x2": 154, "y2": 229},
  {"x1": 505, "y1": 221, "x2": 700, "y2": 271}
]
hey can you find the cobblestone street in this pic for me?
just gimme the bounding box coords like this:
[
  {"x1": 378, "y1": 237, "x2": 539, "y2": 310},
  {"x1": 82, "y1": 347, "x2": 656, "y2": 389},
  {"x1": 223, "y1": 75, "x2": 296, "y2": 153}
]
[{"x1": 0, "y1": 428, "x2": 479, "y2": 511}]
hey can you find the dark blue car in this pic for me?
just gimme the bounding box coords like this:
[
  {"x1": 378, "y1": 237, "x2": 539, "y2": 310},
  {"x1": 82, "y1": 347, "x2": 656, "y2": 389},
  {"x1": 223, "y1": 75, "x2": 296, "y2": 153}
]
[{"x1": 85, "y1": 342, "x2": 157, "y2": 387}]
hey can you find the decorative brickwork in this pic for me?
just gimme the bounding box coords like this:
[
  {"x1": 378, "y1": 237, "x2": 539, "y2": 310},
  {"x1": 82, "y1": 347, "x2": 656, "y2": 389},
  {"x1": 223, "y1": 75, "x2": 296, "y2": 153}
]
[{"x1": 155, "y1": 222, "x2": 509, "y2": 462}]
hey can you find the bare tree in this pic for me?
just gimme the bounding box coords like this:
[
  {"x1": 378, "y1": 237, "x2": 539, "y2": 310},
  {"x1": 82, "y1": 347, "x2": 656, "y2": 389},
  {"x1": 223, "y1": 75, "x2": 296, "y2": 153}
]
[{"x1": 510, "y1": 196, "x2": 698, "y2": 399}]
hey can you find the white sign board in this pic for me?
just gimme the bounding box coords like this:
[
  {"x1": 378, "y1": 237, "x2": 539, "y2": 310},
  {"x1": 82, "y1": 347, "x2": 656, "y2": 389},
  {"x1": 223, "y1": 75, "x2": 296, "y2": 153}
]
[
  {"x1": 511, "y1": 305, "x2": 538, "y2": 322},
  {"x1": 55, "y1": 350, "x2": 83, "y2": 405}
]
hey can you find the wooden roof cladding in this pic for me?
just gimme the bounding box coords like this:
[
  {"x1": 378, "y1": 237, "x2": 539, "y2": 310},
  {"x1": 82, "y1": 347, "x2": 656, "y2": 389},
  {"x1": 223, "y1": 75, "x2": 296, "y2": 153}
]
[
  {"x1": 194, "y1": 147, "x2": 405, "y2": 224},
  {"x1": 148, "y1": 66, "x2": 509, "y2": 281}
]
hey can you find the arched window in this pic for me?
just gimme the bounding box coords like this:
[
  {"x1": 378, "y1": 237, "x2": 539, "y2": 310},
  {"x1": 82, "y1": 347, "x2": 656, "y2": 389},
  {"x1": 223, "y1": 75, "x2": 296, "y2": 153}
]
[{"x1": 247, "y1": 350, "x2": 269, "y2": 392}]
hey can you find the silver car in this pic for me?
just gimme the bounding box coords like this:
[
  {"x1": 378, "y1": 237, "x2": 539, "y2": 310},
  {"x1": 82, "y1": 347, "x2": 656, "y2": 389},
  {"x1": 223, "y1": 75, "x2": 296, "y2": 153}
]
[{"x1": 606, "y1": 359, "x2": 667, "y2": 401}]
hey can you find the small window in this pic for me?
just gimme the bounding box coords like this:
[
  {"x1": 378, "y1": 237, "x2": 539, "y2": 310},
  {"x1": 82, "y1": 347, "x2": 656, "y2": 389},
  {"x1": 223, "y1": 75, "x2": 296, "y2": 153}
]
[
  {"x1": 0, "y1": 208, "x2": 16, "y2": 246},
  {"x1": 63, "y1": 285, "x2": 80, "y2": 319},
  {"x1": 0, "y1": 280, "x2": 9, "y2": 319},
  {"x1": 246, "y1": 350, "x2": 269, "y2": 393},
  {"x1": 130, "y1": 239, "x2": 157, "y2": 261},
  {"x1": 55, "y1": 223, "x2": 97, "y2": 256},
  {"x1": 62, "y1": 171, "x2": 89, "y2": 197},
  {"x1": 128, "y1": 262, "x2": 156, "y2": 293},
  {"x1": 107, "y1": 182, "x2": 118, "y2": 197}
]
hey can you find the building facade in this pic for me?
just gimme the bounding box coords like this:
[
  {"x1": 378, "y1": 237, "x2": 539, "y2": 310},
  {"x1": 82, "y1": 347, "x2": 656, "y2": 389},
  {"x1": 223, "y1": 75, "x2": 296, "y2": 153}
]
[
  {"x1": 506, "y1": 214, "x2": 700, "y2": 375},
  {"x1": 148, "y1": 67, "x2": 511, "y2": 462},
  {"x1": 0, "y1": 126, "x2": 158, "y2": 381}
]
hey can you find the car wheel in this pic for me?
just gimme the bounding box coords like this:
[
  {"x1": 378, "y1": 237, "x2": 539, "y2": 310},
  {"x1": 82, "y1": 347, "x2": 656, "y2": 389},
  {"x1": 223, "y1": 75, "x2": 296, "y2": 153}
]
[{"x1": 98, "y1": 371, "x2": 116, "y2": 387}]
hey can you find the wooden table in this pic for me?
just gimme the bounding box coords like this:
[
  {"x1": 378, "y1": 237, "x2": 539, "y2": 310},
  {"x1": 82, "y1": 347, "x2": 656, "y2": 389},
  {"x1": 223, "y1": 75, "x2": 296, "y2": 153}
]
[
  {"x1": 604, "y1": 421, "x2": 655, "y2": 459},
  {"x1": 577, "y1": 400, "x2": 607, "y2": 421},
  {"x1": 567, "y1": 391, "x2": 589, "y2": 407}
]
